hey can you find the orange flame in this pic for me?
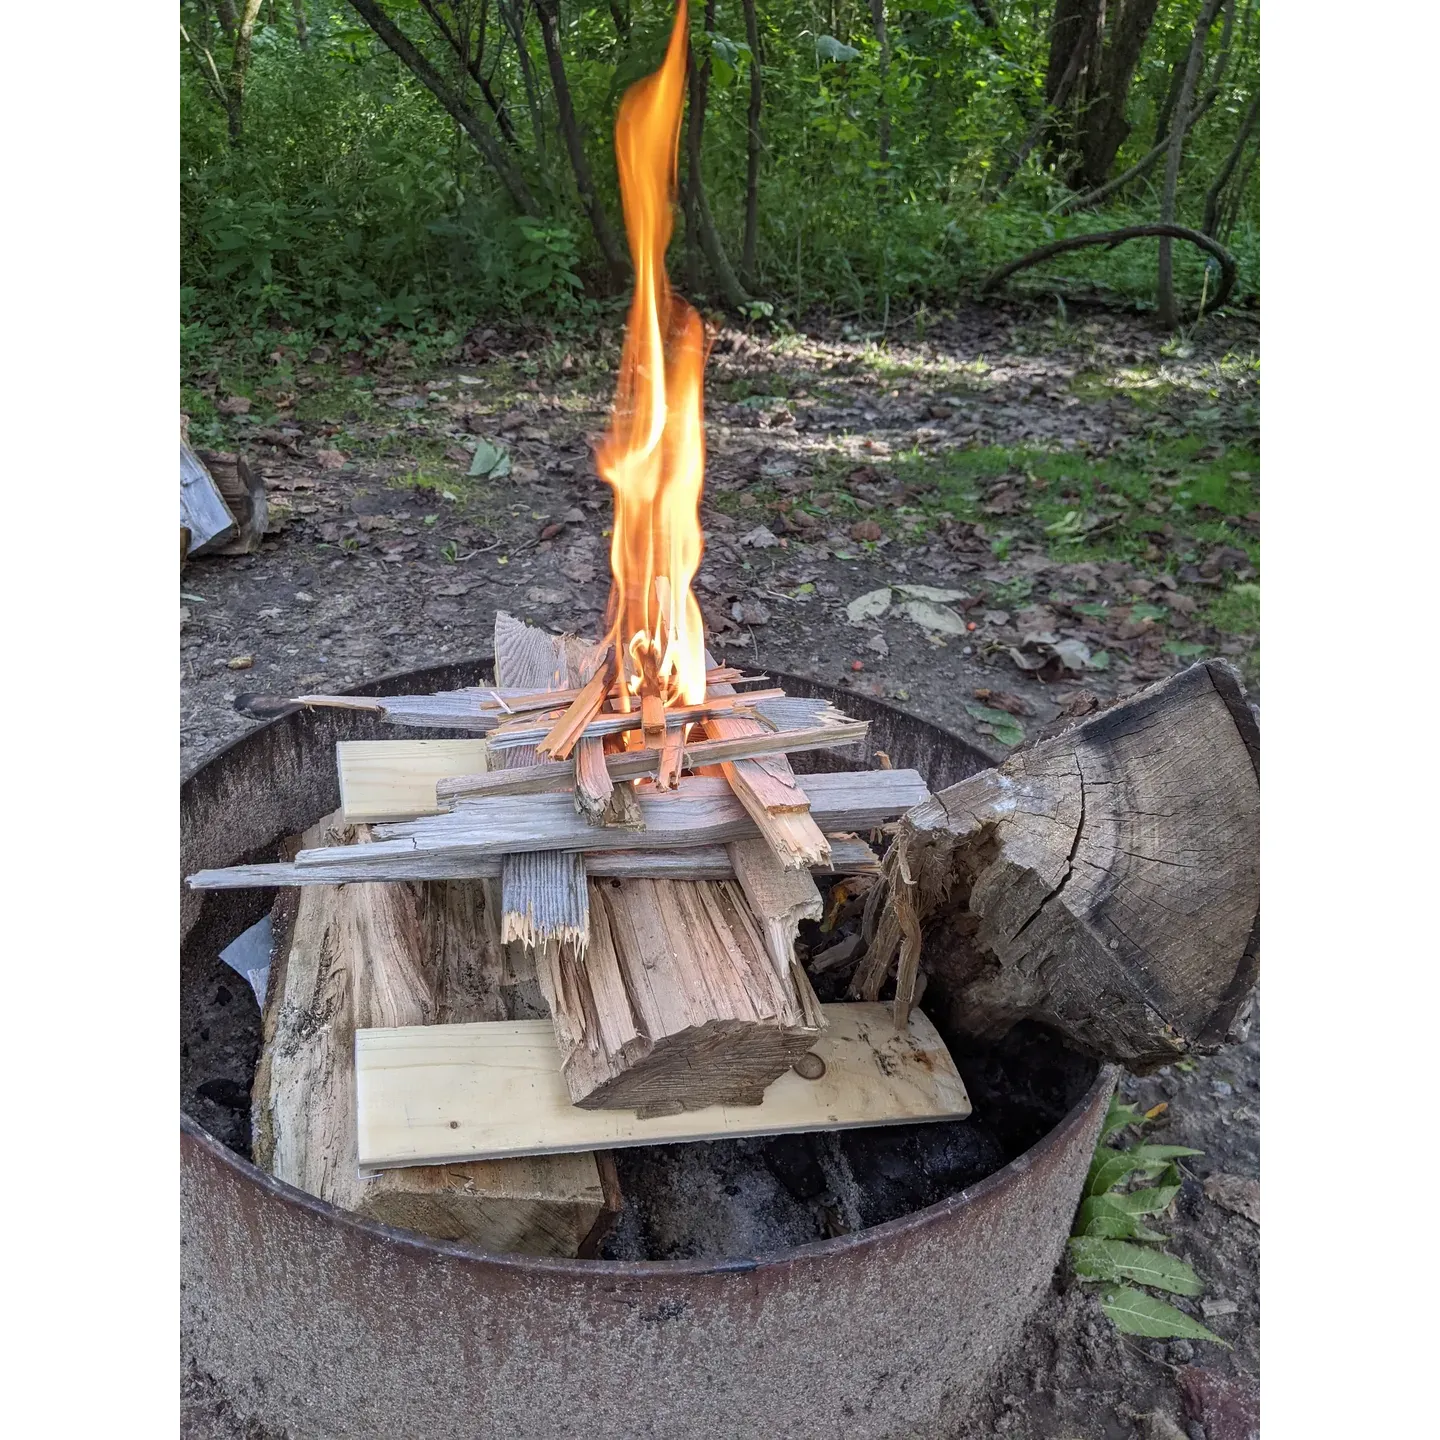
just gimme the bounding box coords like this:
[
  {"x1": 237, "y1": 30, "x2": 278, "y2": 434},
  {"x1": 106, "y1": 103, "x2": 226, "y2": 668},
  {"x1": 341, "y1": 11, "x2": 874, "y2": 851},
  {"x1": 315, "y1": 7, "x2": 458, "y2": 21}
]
[{"x1": 596, "y1": 0, "x2": 708, "y2": 708}]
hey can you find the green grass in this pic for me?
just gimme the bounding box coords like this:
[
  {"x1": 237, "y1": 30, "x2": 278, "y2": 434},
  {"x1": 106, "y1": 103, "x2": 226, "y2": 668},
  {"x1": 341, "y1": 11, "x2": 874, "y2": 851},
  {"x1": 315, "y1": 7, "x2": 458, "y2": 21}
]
[
  {"x1": 882, "y1": 437, "x2": 1259, "y2": 571},
  {"x1": 1208, "y1": 581, "x2": 1260, "y2": 637}
]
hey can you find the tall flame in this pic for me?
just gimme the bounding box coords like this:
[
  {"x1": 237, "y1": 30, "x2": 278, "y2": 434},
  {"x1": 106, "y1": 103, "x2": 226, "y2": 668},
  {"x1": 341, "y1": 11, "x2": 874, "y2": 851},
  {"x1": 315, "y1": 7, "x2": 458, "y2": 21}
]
[{"x1": 596, "y1": 0, "x2": 708, "y2": 708}]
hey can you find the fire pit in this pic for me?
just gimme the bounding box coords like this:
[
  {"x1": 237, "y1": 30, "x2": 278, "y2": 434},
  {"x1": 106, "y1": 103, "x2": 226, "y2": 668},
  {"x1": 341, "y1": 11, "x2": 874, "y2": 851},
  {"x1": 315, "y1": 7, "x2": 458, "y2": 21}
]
[{"x1": 181, "y1": 657, "x2": 1115, "y2": 1439}]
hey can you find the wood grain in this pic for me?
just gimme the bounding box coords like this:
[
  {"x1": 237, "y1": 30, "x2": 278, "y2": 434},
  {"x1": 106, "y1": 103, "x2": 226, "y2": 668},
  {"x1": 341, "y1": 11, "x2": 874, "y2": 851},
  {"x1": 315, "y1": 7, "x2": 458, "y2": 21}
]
[
  {"x1": 854, "y1": 660, "x2": 1260, "y2": 1064},
  {"x1": 338, "y1": 738, "x2": 489, "y2": 823},
  {"x1": 355, "y1": 1003, "x2": 971, "y2": 1168},
  {"x1": 188, "y1": 834, "x2": 882, "y2": 890},
  {"x1": 250, "y1": 815, "x2": 615, "y2": 1255}
]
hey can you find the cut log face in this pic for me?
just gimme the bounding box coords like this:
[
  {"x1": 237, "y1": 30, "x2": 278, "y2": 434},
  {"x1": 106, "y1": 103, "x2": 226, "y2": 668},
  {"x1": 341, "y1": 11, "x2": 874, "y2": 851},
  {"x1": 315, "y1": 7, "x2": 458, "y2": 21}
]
[
  {"x1": 854, "y1": 661, "x2": 1260, "y2": 1071},
  {"x1": 251, "y1": 815, "x2": 615, "y2": 1256},
  {"x1": 197, "y1": 449, "x2": 268, "y2": 555},
  {"x1": 559, "y1": 876, "x2": 822, "y2": 1117}
]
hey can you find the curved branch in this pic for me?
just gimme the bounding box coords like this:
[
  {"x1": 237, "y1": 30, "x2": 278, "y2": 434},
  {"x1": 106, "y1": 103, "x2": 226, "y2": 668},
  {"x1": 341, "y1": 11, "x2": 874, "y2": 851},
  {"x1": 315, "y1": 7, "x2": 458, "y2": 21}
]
[{"x1": 979, "y1": 224, "x2": 1236, "y2": 318}]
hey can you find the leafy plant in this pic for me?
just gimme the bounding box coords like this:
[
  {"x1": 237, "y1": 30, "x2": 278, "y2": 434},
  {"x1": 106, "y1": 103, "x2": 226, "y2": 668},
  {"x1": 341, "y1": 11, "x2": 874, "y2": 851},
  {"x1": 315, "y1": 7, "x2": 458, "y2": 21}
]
[{"x1": 1069, "y1": 1095, "x2": 1228, "y2": 1346}]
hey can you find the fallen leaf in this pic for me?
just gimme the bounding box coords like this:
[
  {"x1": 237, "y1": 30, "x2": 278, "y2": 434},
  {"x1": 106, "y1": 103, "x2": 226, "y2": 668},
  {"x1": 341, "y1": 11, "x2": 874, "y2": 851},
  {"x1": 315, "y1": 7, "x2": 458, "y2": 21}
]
[
  {"x1": 526, "y1": 586, "x2": 567, "y2": 606},
  {"x1": 740, "y1": 524, "x2": 780, "y2": 548},
  {"x1": 973, "y1": 688, "x2": 1033, "y2": 717},
  {"x1": 227, "y1": 655, "x2": 254, "y2": 670},
  {"x1": 561, "y1": 552, "x2": 596, "y2": 584},
  {"x1": 1051, "y1": 638, "x2": 1092, "y2": 671},
  {"x1": 963, "y1": 703, "x2": 1025, "y2": 747},
  {"x1": 314, "y1": 449, "x2": 347, "y2": 470},
  {"x1": 893, "y1": 584, "x2": 967, "y2": 602},
  {"x1": 902, "y1": 599, "x2": 967, "y2": 636},
  {"x1": 1202, "y1": 1173, "x2": 1259, "y2": 1225},
  {"x1": 865, "y1": 632, "x2": 889, "y2": 657},
  {"x1": 468, "y1": 438, "x2": 512, "y2": 479},
  {"x1": 539, "y1": 522, "x2": 565, "y2": 541},
  {"x1": 845, "y1": 587, "x2": 892, "y2": 625},
  {"x1": 217, "y1": 395, "x2": 251, "y2": 416},
  {"x1": 850, "y1": 519, "x2": 882, "y2": 542},
  {"x1": 732, "y1": 600, "x2": 771, "y2": 625}
]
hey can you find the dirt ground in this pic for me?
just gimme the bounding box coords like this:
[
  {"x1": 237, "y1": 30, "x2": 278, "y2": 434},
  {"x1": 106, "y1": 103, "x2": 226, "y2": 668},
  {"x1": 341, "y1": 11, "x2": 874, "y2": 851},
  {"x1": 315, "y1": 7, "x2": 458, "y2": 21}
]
[{"x1": 180, "y1": 299, "x2": 1259, "y2": 1439}]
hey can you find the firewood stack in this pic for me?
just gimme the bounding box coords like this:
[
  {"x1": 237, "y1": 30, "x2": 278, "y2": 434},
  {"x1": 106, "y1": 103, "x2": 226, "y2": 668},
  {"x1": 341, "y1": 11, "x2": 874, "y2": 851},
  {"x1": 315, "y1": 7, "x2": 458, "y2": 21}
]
[{"x1": 193, "y1": 612, "x2": 934, "y2": 1243}]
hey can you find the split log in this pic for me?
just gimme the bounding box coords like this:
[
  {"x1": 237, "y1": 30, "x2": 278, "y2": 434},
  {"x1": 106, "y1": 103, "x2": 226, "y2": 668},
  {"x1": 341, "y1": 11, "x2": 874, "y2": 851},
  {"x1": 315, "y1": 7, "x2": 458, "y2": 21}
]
[
  {"x1": 338, "y1": 737, "x2": 489, "y2": 823},
  {"x1": 251, "y1": 815, "x2": 618, "y2": 1256},
  {"x1": 197, "y1": 449, "x2": 268, "y2": 554},
  {"x1": 491, "y1": 613, "x2": 590, "y2": 952},
  {"x1": 853, "y1": 661, "x2": 1259, "y2": 1070},
  {"x1": 704, "y1": 659, "x2": 831, "y2": 870},
  {"x1": 355, "y1": 1003, "x2": 970, "y2": 1168},
  {"x1": 188, "y1": 833, "x2": 882, "y2": 889},
  {"x1": 180, "y1": 440, "x2": 236, "y2": 557},
  {"x1": 489, "y1": 614, "x2": 840, "y2": 1112}
]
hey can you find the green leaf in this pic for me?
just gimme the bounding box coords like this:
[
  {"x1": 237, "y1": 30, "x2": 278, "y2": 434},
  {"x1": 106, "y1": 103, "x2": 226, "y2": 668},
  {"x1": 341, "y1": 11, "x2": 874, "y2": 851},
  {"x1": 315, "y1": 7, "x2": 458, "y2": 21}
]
[
  {"x1": 1099, "y1": 1098, "x2": 1142, "y2": 1144},
  {"x1": 1069, "y1": 1238, "x2": 1203, "y2": 1295},
  {"x1": 1129, "y1": 603, "x2": 1169, "y2": 622},
  {"x1": 468, "y1": 438, "x2": 511, "y2": 478},
  {"x1": 1076, "y1": 1196, "x2": 1169, "y2": 1242},
  {"x1": 1163, "y1": 641, "x2": 1208, "y2": 657},
  {"x1": 1108, "y1": 1184, "x2": 1182, "y2": 1217},
  {"x1": 963, "y1": 703, "x2": 1025, "y2": 747},
  {"x1": 1098, "y1": 1285, "x2": 1229, "y2": 1345},
  {"x1": 1072, "y1": 601, "x2": 1109, "y2": 617},
  {"x1": 1086, "y1": 650, "x2": 1111, "y2": 671},
  {"x1": 1086, "y1": 1145, "x2": 1201, "y2": 1197}
]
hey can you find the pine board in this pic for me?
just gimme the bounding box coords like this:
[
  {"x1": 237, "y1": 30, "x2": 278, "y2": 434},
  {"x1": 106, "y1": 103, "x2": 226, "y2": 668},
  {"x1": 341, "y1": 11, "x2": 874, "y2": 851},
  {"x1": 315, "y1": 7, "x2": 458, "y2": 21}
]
[
  {"x1": 355, "y1": 1003, "x2": 971, "y2": 1169},
  {"x1": 338, "y1": 738, "x2": 489, "y2": 823}
]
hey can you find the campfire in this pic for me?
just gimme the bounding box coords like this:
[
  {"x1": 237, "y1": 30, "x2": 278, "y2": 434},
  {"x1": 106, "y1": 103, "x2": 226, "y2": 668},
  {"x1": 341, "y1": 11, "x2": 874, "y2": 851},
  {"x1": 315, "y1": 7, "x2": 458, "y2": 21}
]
[{"x1": 184, "y1": 0, "x2": 1259, "y2": 1267}]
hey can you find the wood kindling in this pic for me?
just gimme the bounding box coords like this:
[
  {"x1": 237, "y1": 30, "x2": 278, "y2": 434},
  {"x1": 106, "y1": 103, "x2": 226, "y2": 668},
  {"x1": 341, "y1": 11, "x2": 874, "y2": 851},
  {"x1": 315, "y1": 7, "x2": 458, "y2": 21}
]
[
  {"x1": 316, "y1": 770, "x2": 926, "y2": 868},
  {"x1": 187, "y1": 833, "x2": 883, "y2": 890},
  {"x1": 485, "y1": 690, "x2": 786, "y2": 751},
  {"x1": 535, "y1": 646, "x2": 616, "y2": 761},
  {"x1": 435, "y1": 719, "x2": 869, "y2": 804}
]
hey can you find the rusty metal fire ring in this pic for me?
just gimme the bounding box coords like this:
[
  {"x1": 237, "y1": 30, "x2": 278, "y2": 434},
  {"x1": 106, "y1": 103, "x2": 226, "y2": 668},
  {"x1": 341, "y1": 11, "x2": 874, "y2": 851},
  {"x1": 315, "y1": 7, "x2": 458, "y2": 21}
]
[{"x1": 181, "y1": 658, "x2": 1117, "y2": 1440}]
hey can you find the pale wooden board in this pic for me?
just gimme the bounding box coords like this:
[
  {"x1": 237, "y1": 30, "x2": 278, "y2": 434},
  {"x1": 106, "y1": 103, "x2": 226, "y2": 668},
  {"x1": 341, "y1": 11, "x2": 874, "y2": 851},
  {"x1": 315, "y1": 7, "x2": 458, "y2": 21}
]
[
  {"x1": 356, "y1": 1002, "x2": 971, "y2": 1169},
  {"x1": 338, "y1": 738, "x2": 489, "y2": 823}
]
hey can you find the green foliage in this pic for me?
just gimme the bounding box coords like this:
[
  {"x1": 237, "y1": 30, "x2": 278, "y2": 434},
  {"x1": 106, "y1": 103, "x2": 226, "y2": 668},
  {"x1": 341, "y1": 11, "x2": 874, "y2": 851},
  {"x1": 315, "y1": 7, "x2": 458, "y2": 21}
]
[
  {"x1": 181, "y1": 1, "x2": 1259, "y2": 354},
  {"x1": 1071, "y1": 1095, "x2": 1228, "y2": 1347}
]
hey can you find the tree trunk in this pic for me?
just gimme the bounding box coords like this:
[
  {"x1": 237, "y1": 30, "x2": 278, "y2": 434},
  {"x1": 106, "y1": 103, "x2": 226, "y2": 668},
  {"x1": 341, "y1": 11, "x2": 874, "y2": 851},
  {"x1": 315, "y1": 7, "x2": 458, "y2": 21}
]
[
  {"x1": 1157, "y1": 0, "x2": 1223, "y2": 327},
  {"x1": 870, "y1": 0, "x2": 891, "y2": 175},
  {"x1": 608, "y1": 0, "x2": 631, "y2": 40},
  {"x1": 346, "y1": 0, "x2": 539, "y2": 214},
  {"x1": 1202, "y1": 92, "x2": 1258, "y2": 237},
  {"x1": 853, "y1": 661, "x2": 1259, "y2": 1071},
  {"x1": 534, "y1": 0, "x2": 629, "y2": 287},
  {"x1": 685, "y1": 8, "x2": 752, "y2": 310},
  {"x1": 1041, "y1": 0, "x2": 1104, "y2": 169},
  {"x1": 291, "y1": 0, "x2": 309, "y2": 46},
  {"x1": 1070, "y1": 0, "x2": 1162, "y2": 190},
  {"x1": 223, "y1": 0, "x2": 265, "y2": 143},
  {"x1": 741, "y1": 0, "x2": 763, "y2": 284}
]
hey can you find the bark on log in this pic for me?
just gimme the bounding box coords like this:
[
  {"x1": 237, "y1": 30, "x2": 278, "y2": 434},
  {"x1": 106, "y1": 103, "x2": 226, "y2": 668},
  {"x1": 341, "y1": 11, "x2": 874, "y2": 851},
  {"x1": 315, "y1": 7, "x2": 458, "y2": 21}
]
[
  {"x1": 197, "y1": 449, "x2": 268, "y2": 554},
  {"x1": 853, "y1": 661, "x2": 1258, "y2": 1070},
  {"x1": 251, "y1": 816, "x2": 618, "y2": 1255}
]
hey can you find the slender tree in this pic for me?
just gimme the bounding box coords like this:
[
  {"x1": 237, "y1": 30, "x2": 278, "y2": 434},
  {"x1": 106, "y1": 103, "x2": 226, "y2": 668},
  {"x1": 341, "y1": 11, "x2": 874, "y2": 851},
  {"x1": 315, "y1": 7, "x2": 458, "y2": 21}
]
[
  {"x1": 1157, "y1": 0, "x2": 1224, "y2": 325},
  {"x1": 180, "y1": 0, "x2": 267, "y2": 144},
  {"x1": 345, "y1": 0, "x2": 540, "y2": 213},
  {"x1": 740, "y1": 0, "x2": 763, "y2": 285},
  {"x1": 534, "y1": 0, "x2": 629, "y2": 285},
  {"x1": 1202, "y1": 93, "x2": 1258, "y2": 237},
  {"x1": 869, "y1": 0, "x2": 891, "y2": 175},
  {"x1": 1070, "y1": 0, "x2": 1163, "y2": 190},
  {"x1": 685, "y1": 3, "x2": 751, "y2": 308}
]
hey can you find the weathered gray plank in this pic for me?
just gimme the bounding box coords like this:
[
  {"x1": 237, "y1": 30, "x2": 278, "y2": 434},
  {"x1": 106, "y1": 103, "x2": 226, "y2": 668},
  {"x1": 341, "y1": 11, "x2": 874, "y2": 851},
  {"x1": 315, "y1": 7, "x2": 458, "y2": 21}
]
[{"x1": 181, "y1": 440, "x2": 237, "y2": 556}]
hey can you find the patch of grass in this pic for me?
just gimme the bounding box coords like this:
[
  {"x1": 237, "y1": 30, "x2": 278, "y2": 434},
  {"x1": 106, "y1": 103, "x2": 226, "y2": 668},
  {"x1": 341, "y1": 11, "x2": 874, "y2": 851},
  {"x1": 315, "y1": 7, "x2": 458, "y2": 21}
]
[
  {"x1": 290, "y1": 375, "x2": 382, "y2": 424},
  {"x1": 886, "y1": 437, "x2": 1259, "y2": 571},
  {"x1": 1207, "y1": 581, "x2": 1260, "y2": 637}
]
